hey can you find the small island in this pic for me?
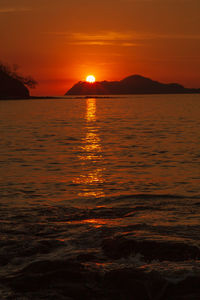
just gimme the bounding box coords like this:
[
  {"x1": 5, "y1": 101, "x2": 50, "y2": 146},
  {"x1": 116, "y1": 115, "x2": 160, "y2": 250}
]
[{"x1": 65, "y1": 75, "x2": 200, "y2": 96}]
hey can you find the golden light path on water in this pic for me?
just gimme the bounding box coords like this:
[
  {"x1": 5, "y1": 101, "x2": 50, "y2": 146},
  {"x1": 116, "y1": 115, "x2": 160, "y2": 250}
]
[{"x1": 73, "y1": 98, "x2": 105, "y2": 198}]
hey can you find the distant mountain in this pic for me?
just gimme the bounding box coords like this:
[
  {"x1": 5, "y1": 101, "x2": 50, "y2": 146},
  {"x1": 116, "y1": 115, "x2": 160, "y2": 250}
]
[
  {"x1": 65, "y1": 75, "x2": 200, "y2": 95},
  {"x1": 0, "y1": 65, "x2": 30, "y2": 99}
]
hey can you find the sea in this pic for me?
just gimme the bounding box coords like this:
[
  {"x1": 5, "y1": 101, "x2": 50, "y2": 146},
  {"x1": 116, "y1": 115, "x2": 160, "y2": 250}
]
[{"x1": 0, "y1": 94, "x2": 200, "y2": 299}]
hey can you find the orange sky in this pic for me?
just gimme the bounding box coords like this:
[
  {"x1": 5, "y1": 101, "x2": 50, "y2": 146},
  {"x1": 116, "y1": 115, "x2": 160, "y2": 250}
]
[{"x1": 0, "y1": 0, "x2": 200, "y2": 95}]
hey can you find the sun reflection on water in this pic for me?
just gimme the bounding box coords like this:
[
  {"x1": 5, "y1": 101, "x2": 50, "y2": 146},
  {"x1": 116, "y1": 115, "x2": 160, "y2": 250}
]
[
  {"x1": 80, "y1": 131, "x2": 102, "y2": 159},
  {"x1": 73, "y1": 98, "x2": 105, "y2": 198},
  {"x1": 67, "y1": 218, "x2": 120, "y2": 228},
  {"x1": 86, "y1": 98, "x2": 96, "y2": 122}
]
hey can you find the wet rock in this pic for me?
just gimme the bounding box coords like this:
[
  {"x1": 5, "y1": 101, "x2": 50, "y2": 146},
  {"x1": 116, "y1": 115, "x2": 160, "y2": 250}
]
[
  {"x1": 77, "y1": 252, "x2": 98, "y2": 262},
  {"x1": 102, "y1": 237, "x2": 200, "y2": 261},
  {"x1": 103, "y1": 268, "x2": 171, "y2": 300},
  {"x1": 103, "y1": 269, "x2": 200, "y2": 300},
  {"x1": 20, "y1": 239, "x2": 65, "y2": 256},
  {"x1": 0, "y1": 259, "x2": 98, "y2": 299},
  {"x1": 103, "y1": 268, "x2": 149, "y2": 299},
  {"x1": 1, "y1": 258, "x2": 200, "y2": 299},
  {"x1": 164, "y1": 275, "x2": 200, "y2": 300},
  {"x1": 0, "y1": 255, "x2": 9, "y2": 266}
]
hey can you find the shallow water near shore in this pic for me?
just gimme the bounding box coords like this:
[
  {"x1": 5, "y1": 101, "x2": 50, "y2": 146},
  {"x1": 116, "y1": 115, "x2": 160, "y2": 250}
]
[{"x1": 0, "y1": 94, "x2": 200, "y2": 299}]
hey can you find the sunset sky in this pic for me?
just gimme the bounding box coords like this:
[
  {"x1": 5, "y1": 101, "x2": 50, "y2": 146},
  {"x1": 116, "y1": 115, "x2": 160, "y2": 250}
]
[{"x1": 1, "y1": 0, "x2": 200, "y2": 95}]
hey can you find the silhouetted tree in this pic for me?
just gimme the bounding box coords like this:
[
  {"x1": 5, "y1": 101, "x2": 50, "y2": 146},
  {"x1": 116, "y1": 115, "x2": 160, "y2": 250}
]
[{"x1": 0, "y1": 62, "x2": 37, "y2": 89}]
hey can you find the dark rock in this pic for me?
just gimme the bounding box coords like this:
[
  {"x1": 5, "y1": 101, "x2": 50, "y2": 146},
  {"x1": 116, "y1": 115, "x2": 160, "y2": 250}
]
[
  {"x1": 16, "y1": 259, "x2": 84, "y2": 276},
  {"x1": 18, "y1": 239, "x2": 65, "y2": 257},
  {"x1": 77, "y1": 252, "x2": 98, "y2": 262},
  {"x1": 104, "y1": 268, "x2": 169, "y2": 300},
  {"x1": 164, "y1": 275, "x2": 200, "y2": 300},
  {"x1": 102, "y1": 237, "x2": 200, "y2": 261},
  {"x1": 1, "y1": 258, "x2": 200, "y2": 299},
  {"x1": 103, "y1": 268, "x2": 149, "y2": 299},
  {"x1": 65, "y1": 75, "x2": 200, "y2": 96}
]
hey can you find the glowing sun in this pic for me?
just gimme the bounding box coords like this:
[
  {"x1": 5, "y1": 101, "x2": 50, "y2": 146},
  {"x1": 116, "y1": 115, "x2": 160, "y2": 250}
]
[{"x1": 86, "y1": 75, "x2": 96, "y2": 83}]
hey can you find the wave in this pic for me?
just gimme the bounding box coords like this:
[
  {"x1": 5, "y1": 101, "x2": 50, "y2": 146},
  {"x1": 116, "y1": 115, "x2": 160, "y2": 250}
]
[
  {"x1": 115, "y1": 193, "x2": 200, "y2": 200},
  {"x1": 97, "y1": 193, "x2": 200, "y2": 205}
]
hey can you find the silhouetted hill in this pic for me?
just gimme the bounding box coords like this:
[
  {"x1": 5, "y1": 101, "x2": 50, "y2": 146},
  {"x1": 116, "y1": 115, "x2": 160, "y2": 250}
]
[
  {"x1": 0, "y1": 65, "x2": 30, "y2": 99},
  {"x1": 65, "y1": 75, "x2": 200, "y2": 95}
]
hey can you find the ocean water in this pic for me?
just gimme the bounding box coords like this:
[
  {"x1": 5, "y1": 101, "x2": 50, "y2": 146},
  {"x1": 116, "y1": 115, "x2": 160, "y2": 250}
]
[{"x1": 0, "y1": 94, "x2": 200, "y2": 299}]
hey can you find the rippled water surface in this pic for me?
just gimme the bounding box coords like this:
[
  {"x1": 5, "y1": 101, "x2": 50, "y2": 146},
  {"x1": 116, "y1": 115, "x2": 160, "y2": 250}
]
[{"x1": 0, "y1": 94, "x2": 200, "y2": 299}]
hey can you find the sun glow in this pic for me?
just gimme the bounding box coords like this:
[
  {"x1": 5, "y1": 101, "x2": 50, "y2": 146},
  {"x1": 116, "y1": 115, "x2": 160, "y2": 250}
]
[{"x1": 86, "y1": 75, "x2": 96, "y2": 83}]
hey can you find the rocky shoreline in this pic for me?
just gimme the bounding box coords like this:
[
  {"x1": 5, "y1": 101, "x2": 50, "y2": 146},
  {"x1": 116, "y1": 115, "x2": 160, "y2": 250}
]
[{"x1": 1, "y1": 236, "x2": 200, "y2": 299}]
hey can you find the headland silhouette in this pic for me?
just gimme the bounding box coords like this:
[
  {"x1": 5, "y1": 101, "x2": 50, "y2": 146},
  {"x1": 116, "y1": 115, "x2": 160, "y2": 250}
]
[
  {"x1": 0, "y1": 63, "x2": 37, "y2": 99},
  {"x1": 1, "y1": 63, "x2": 200, "y2": 99},
  {"x1": 66, "y1": 75, "x2": 200, "y2": 96}
]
